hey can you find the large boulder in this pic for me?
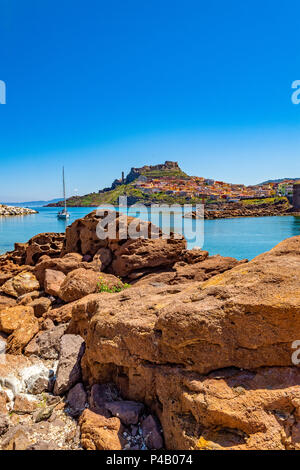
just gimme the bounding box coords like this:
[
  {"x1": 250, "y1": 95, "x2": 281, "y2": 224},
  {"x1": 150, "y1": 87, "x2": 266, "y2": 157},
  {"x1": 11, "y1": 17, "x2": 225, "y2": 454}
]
[
  {"x1": 24, "y1": 324, "x2": 68, "y2": 359},
  {"x1": 34, "y1": 253, "x2": 83, "y2": 285},
  {"x1": 58, "y1": 268, "x2": 122, "y2": 303},
  {"x1": 61, "y1": 210, "x2": 187, "y2": 278},
  {"x1": 0, "y1": 272, "x2": 39, "y2": 298},
  {"x1": 25, "y1": 233, "x2": 65, "y2": 266},
  {"x1": 111, "y1": 237, "x2": 186, "y2": 278}
]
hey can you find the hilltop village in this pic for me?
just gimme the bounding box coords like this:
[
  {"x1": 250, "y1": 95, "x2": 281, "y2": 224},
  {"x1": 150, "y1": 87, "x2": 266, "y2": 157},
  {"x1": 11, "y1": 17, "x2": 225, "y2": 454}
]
[
  {"x1": 47, "y1": 161, "x2": 300, "y2": 207},
  {"x1": 108, "y1": 162, "x2": 298, "y2": 202}
]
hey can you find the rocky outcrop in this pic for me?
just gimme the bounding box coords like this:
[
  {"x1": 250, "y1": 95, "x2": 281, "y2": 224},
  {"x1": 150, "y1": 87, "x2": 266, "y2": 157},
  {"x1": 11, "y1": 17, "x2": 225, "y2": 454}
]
[
  {"x1": 0, "y1": 205, "x2": 37, "y2": 217},
  {"x1": 25, "y1": 233, "x2": 65, "y2": 265},
  {"x1": 0, "y1": 233, "x2": 65, "y2": 267},
  {"x1": 65, "y1": 235, "x2": 300, "y2": 450},
  {"x1": 61, "y1": 210, "x2": 186, "y2": 279}
]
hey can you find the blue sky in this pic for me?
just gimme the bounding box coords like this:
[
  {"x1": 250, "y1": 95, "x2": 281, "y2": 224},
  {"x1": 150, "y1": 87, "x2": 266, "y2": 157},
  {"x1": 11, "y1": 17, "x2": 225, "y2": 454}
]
[{"x1": 1, "y1": 0, "x2": 300, "y2": 200}]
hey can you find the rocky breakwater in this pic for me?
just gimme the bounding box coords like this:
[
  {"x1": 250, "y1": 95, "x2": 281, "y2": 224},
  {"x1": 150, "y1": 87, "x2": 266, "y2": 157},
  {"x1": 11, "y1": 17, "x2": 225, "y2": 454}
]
[
  {"x1": 1, "y1": 209, "x2": 300, "y2": 450},
  {"x1": 186, "y1": 198, "x2": 291, "y2": 219},
  {"x1": 0, "y1": 205, "x2": 38, "y2": 217}
]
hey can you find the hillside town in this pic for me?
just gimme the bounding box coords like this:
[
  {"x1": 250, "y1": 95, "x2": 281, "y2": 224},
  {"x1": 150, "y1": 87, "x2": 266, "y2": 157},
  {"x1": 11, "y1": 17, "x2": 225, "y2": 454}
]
[{"x1": 110, "y1": 162, "x2": 299, "y2": 203}]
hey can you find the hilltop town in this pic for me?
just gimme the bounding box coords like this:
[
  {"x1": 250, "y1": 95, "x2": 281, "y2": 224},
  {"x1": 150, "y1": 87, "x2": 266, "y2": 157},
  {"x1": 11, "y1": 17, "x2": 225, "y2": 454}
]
[{"x1": 47, "y1": 161, "x2": 300, "y2": 207}]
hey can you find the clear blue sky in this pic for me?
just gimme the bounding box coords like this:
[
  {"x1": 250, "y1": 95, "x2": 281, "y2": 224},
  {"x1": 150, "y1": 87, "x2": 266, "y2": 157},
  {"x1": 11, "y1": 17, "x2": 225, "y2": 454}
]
[{"x1": 1, "y1": 0, "x2": 300, "y2": 201}]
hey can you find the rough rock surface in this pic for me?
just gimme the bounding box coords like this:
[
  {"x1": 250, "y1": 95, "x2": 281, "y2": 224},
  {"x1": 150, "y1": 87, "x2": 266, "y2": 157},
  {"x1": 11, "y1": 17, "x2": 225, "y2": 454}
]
[
  {"x1": 0, "y1": 305, "x2": 39, "y2": 353},
  {"x1": 25, "y1": 233, "x2": 65, "y2": 266},
  {"x1": 67, "y1": 235, "x2": 300, "y2": 450},
  {"x1": 66, "y1": 383, "x2": 87, "y2": 417},
  {"x1": 29, "y1": 297, "x2": 51, "y2": 317},
  {"x1": 61, "y1": 210, "x2": 186, "y2": 278},
  {"x1": 105, "y1": 401, "x2": 144, "y2": 425},
  {"x1": 25, "y1": 324, "x2": 68, "y2": 359},
  {"x1": 0, "y1": 272, "x2": 39, "y2": 298},
  {"x1": 54, "y1": 334, "x2": 85, "y2": 395},
  {"x1": 44, "y1": 269, "x2": 66, "y2": 296},
  {"x1": 58, "y1": 268, "x2": 122, "y2": 303},
  {"x1": 34, "y1": 253, "x2": 83, "y2": 285},
  {"x1": 79, "y1": 409, "x2": 123, "y2": 450}
]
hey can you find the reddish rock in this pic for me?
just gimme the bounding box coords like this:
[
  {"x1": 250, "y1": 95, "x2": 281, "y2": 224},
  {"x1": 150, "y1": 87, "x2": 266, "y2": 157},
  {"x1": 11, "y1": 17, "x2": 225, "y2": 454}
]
[
  {"x1": 0, "y1": 414, "x2": 9, "y2": 436},
  {"x1": 44, "y1": 269, "x2": 66, "y2": 297},
  {"x1": 79, "y1": 409, "x2": 124, "y2": 450},
  {"x1": 0, "y1": 391, "x2": 9, "y2": 414},
  {"x1": 89, "y1": 383, "x2": 119, "y2": 416},
  {"x1": 111, "y1": 237, "x2": 186, "y2": 278},
  {"x1": 93, "y1": 248, "x2": 112, "y2": 271},
  {"x1": 44, "y1": 302, "x2": 75, "y2": 324},
  {"x1": 61, "y1": 210, "x2": 186, "y2": 279},
  {"x1": 34, "y1": 253, "x2": 83, "y2": 285},
  {"x1": 71, "y1": 235, "x2": 300, "y2": 449},
  {"x1": 58, "y1": 268, "x2": 122, "y2": 303},
  {"x1": 25, "y1": 232, "x2": 65, "y2": 266},
  {"x1": 17, "y1": 290, "x2": 41, "y2": 306}
]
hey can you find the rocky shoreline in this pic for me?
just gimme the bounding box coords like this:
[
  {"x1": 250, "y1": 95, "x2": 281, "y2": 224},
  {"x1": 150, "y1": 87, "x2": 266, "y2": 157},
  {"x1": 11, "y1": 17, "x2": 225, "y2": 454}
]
[
  {"x1": 184, "y1": 198, "x2": 294, "y2": 219},
  {"x1": 0, "y1": 204, "x2": 38, "y2": 217},
  {"x1": 0, "y1": 210, "x2": 300, "y2": 450}
]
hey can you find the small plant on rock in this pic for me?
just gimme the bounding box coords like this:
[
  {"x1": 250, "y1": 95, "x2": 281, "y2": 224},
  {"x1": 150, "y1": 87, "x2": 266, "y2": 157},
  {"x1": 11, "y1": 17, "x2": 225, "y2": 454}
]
[{"x1": 97, "y1": 276, "x2": 131, "y2": 293}]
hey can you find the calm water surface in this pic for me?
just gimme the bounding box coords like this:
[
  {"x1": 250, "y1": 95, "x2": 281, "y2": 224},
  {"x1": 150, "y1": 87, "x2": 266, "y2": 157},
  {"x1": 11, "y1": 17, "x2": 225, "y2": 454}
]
[{"x1": 0, "y1": 206, "x2": 300, "y2": 260}]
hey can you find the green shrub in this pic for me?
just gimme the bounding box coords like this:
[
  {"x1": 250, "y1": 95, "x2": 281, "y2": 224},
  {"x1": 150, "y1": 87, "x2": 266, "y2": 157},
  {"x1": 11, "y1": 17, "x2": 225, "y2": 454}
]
[{"x1": 97, "y1": 276, "x2": 131, "y2": 293}]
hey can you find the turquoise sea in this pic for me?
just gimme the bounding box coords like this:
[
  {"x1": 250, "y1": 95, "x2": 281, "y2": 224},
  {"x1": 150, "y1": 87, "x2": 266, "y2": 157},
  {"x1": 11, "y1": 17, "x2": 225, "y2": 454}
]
[{"x1": 0, "y1": 206, "x2": 300, "y2": 260}]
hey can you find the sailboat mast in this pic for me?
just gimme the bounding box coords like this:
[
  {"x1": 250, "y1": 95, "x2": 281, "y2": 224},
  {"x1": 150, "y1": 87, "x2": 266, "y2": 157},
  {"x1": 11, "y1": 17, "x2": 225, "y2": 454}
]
[{"x1": 63, "y1": 167, "x2": 67, "y2": 212}]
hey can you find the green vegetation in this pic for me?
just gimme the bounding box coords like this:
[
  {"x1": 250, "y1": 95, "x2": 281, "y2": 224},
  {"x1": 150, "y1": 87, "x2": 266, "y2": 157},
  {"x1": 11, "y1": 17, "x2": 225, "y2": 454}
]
[
  {"x1": 241, "y1": 196, "x2": 288, "y2": 206},
  {"x1": 97, "y1": 276, "x2": 131, "y2": 293},
  {"x1": 53, "y1": 183, "x2": 207, "y2": 207},
  {"x1": 140, "y1": 168, "x2": 188, "y2": 179}
]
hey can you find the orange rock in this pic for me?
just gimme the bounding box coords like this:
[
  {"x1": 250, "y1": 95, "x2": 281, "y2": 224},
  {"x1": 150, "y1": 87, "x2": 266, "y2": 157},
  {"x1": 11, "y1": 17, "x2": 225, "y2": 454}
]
[
  {"x1": 79, "y1": 409, "x2": 124, "y2": 450},
  {"x1": 58, "y1": 269, "x2": 122, "y2": 303},
  {"x1": 0, "y1": 305, "x2": 39, "y2": 353},
  {"x1": 0, "y1": 272, "x2": 39, "y2": 298}
]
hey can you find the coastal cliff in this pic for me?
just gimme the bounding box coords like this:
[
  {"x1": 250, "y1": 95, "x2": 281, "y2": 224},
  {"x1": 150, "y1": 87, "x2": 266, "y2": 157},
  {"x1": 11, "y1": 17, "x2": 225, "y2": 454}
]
[{"x1": 0, "y1": 211, "x2": 300, "y2": 450}]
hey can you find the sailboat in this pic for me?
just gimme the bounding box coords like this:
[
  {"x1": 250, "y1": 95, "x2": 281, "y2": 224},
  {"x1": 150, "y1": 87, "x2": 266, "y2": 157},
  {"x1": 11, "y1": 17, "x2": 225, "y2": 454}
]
[{"x1": 57, "y1": 167, "x2": 70, "y2": 220}]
